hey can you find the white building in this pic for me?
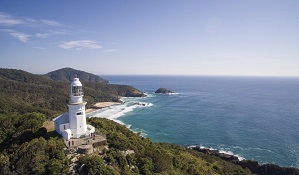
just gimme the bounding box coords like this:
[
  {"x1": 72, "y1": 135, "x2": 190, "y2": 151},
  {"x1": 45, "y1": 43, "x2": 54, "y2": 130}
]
[{"x1": 53, "y1": 76, "x2": 95, "y2": 140}]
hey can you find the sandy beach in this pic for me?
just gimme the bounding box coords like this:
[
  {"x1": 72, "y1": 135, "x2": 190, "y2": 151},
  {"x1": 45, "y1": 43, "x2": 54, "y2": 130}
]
[{"x1": 86, "y1": 102, "x2": 121, "y2": 114}]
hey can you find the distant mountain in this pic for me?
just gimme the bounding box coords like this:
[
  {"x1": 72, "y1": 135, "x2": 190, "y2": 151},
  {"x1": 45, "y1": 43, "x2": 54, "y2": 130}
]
[{"x1": 45, "y1": 67, "x2": 109, "y2": 83}]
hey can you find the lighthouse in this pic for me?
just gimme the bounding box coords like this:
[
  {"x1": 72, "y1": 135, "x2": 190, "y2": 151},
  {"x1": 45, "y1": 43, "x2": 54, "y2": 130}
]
[
  {"x1": 53, "y1": 75, "x2": 94, "y2": 140},
  {"x1": 68, "y1": 75, "x2": 87, "y2": 138}
]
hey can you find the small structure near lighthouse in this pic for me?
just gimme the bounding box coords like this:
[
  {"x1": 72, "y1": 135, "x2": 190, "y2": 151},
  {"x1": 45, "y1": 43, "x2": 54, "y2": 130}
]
[{"x1": 53, "y1": 75, "x2": 95, "y2": 140}]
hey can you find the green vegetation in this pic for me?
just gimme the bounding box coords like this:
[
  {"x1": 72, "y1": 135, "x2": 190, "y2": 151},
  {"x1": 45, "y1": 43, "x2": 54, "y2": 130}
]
[
  {"x1": 76, "y1": 118, "x2": 252, "y2": 175},
  {"x1": 0, "y1": 113, "x2": 69, "y2": 175},
  {"x1": 45, "y1": 67, "x2": 109, "y2": 83},
  {"x1": 0, "y1": 112, "x2": 252, "y2": 175},
  {"x1": 0, "y1": 68, "x2": 144, "y2": 118}
]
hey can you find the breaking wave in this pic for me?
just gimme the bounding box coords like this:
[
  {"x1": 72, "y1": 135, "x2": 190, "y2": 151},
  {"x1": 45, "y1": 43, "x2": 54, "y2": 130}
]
[{"x1": 88, "y1": 97, "x2": 153, "y2": 125}]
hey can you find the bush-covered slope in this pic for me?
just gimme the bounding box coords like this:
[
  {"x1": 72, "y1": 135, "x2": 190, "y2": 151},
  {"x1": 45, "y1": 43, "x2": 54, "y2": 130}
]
[
  {"x1": 79, "y1": 117, "x2": 253, "y2": 175},
  {"x1": 0, "y1": 68, "x2": 144, "y2": 118},
  {"x1": 0, "y1": 113, "x2": 69, "y2": 175},
  {"x1": 0, "y1": 113, "x2": 252, "y2": 175}
]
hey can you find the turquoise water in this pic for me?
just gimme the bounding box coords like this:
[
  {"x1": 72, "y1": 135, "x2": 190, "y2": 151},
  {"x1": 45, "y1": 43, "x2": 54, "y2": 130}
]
[{"x1": 88, "y1": 76, "x2": 299, "y2": 168}]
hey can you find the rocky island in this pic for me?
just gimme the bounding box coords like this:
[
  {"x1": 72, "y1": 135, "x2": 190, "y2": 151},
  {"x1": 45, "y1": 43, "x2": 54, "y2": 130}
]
[{"x1": 155, "y1": 87, "x2": 174, "y2": 94}]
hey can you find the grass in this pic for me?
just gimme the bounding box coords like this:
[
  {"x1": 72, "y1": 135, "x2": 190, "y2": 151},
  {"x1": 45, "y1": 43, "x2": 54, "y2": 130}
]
[{"x1": 43, "y1": 120, "x2": 54, "y2": 132}]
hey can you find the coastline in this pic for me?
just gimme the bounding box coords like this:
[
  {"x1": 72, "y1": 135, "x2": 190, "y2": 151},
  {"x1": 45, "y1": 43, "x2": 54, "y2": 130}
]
[
  {"x1": 86, "y1": 99, "x2": 299, "y2": 174},
  {"x1": 191, "y1": 146, "x2": 299, "y2": 175},
  {"x1": 86, "y1": 102, "x2": 122, "y2": 114}
]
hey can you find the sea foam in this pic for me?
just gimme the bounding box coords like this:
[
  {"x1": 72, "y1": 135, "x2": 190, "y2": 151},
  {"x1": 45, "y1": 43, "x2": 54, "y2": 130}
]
[
  {"x1": 188, "y1": 145, "x2": 245, "y2": 161},
  {"x1": 89, "y1": 97, "x2": 153, "y2": 125}
]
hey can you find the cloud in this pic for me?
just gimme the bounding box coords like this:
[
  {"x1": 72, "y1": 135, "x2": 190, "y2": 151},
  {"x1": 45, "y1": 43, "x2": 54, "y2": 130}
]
[
  {"x1": 58, "y1": 40, "x2": 102, "y2": 50},
  {"x1": 0, "y1": 11, "x2": 64, "y2": 28},
  {"x1": 0, "y1": 29, "x2": 29, "y2": 42},
  {"x1": 9, "y1": 31, "x2": 30, "y2": 42},
  {"x1": 40, "y1": 19, "x2": 62, "y2": 26},
  {"x1": 35, "y1": 29, "x2": 70, "y2": 38},
  {"x1": 0, "y1": 12, "x2": 24, "y2": 26},
  {"x1": 0, "y1": 12, "x2": 70, "y2": 44},
  {"x1": 104, "y1": 49, "x2": 119, "y2": 52}
]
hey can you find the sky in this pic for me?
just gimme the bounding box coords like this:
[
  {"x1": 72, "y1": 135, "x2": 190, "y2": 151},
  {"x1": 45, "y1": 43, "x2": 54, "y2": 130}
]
[{"x1": 0, "y1": 0, "x2": 299, "y2": 76}]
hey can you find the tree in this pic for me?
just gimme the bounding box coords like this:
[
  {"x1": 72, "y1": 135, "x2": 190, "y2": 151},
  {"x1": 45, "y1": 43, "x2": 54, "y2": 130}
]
[{"x1": 78, "y1": 155, "x2": 118, "y2": 175}]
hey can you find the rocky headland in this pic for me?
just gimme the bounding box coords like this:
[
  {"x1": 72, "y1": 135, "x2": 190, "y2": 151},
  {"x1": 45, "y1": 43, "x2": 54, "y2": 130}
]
[{"x1": 0, "y1": 68, "x2": 145, "y2": 116}]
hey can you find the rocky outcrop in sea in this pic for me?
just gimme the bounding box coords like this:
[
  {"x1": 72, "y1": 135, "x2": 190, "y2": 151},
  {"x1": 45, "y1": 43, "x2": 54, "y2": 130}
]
[{"x1": 155, "y1": 88, "x2": 174, "y2": 94}]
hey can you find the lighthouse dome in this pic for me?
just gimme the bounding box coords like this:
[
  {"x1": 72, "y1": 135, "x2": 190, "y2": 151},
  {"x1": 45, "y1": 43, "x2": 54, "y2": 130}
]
[{"x1": 71, "y1": 78, "x2": 82, "y2": 86}]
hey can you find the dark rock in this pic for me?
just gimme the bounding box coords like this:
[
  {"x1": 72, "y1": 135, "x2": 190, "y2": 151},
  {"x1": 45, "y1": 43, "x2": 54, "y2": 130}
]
[
  {"x1": 191, "y1": 146, "x2": 299, "y2": 175},
  {"x1": 155, "y1": 88, "x2": 174, "y2": 94},
  {"x1": 237, "y1": 160, "x2": 299, "y2": 175},
  {"x1": 192, "y1": 147, "x2": 239, "y2": 162}
]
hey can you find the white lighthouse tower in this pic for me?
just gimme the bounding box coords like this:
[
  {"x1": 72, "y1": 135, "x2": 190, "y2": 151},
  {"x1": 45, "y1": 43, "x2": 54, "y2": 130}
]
[
  {"x1": 53, "y1": 75, "x2": 94, "y2": 140},
  {"x1": 68, "y1": 75, "x2": 87, "y2": 138}
]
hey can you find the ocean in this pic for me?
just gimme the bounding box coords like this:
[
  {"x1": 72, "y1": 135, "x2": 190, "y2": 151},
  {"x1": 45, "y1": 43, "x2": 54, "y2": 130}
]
[{"x1": 87, "y1": 75, "x2": 299, "y2": 168}]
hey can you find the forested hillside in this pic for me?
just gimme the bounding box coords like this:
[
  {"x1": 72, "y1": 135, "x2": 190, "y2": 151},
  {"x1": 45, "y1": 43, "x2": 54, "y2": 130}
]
[
  {"x1": 45, "y1": 67, "x2": 109, "y2": 83},
  {"x1": 0, "y1": 113, "x2": 69, "y2": 175},
  {"x1": 0, "y1": 68, "x2": 144, "y2": 118},
  {"x1": 0, "y1": 113, "x2": 253, "y2": 175}
]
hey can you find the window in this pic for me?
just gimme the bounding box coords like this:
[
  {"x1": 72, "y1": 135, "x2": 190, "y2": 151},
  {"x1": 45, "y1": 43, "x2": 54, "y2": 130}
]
[
  {"x1": 72, "y1": 86, "x2": 83, "y2": 96},
  {"x1": 63, "y1": 125, "x2": 66, "y2": 129},
  {"x1": 76, "y1": 112, "x2": 83, "y2": 115}
]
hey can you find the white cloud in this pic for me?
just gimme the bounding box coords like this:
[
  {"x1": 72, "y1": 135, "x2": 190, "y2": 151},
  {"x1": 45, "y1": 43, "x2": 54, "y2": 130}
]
[
  {"x1": 58, "y1": 40, "x2": 102, "y2": 50},
  {"x1": 0, "y1": 11, "x2": 67, "y2": 43},
  {"x1": 1, "y1": 29, "x2": 30, "y2": 42},
  {"x1": 104, "y1": 49, "x2": 119, "y2": 52},
  {"x1": 40, "y1": 19, "x2": 62, "y2": 26},
  {"x1": 0, "y1": 12, "x2": 24, "y2": 26},
  {"x1": 24, "y1": 17, "x2": 38, "y2": 23},
  {"x1": 0, "y1": 11, "x2": 65, "y2": 29},
  {"x1": 9, "y1": 32, "x2": 30, "y2": 42},
  {"x1": 35, "y1": 30, "x2": 69, "y2": 39}
]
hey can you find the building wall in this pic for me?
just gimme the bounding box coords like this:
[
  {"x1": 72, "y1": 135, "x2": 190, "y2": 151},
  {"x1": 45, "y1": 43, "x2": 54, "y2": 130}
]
[
  {"x1": 58, "y1": 123, "x2": 70, "y2": 135},
  {"x1": 68, "y1": 102, "x2": 87, "y2": 138}
]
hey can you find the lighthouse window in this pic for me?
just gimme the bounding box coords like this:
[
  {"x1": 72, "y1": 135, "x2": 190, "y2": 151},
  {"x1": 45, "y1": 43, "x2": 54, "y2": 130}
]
[
  {"x1": 72, "y1": 86, "x2": 83, "y2": 96},
  {"x1": 76, "y1": 112, "x2": 83, "y2": 115}
]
